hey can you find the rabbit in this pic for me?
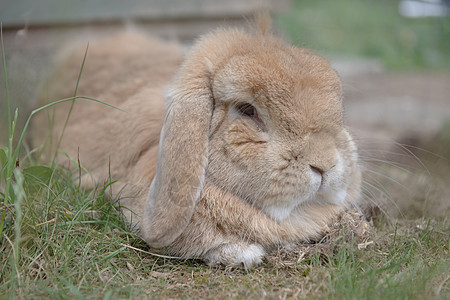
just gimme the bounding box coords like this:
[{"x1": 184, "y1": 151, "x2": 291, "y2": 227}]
[{"x1": 32, "y1": 16, "x2": 361, "y2": 269}]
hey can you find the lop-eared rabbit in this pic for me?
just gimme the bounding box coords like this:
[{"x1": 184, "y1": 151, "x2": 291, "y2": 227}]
[{"x1": 32, "y1": 17, "x2": 361, "y2": 268}]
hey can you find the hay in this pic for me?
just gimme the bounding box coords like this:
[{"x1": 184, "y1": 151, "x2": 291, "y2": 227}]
[{"x1": 266, "y1": 209, "x2": 375, "y2": 268}]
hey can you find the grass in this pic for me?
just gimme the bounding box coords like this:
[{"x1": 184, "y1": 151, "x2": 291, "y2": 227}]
[
  {"x1": 1, "y1": 11, "x2": 450, "y2": 300},
  {"x1": 0, "y1": 164, "x2": 448, "y2": 299},
  {"x1": 275, "y1": 0, "x2": 450, "y2": 70}
]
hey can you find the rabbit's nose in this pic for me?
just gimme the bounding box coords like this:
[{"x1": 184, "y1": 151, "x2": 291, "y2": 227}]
[
  {"x1": 309, "y1": 164, "x2": 325, "y2": 176},
  {"x1": 309, "y1": 163, "x2": 336, "y2": 185},
  {"x1": 309, "y1": 162, "x2": 336, "y2": 175},
  {"x1": 304, "y1": 132, "x2": 338, "y2": 177}
]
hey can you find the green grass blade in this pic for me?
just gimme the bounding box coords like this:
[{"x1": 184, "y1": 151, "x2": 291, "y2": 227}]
[
  {"x1": 52, "y1": 44, "x2": 89, "y2": 162},
  {"x1": 0, "y1": 23, "x2": 12, "y2": 238},
  {"x1": 10, "y1": 169, "x2": 25, "y2": 292},
  {"x1": 12, "y1": 96, "x2": 127, "y2": 165},
  {"x1": 1, "y1": 23, "x2": 11, "y2": 136},
  {"x1": 98, "y1": 246, "x2": 126, "y2": 263},
  {"x1": 0, "y1": 110, "x2": 18, "y2": 237}
]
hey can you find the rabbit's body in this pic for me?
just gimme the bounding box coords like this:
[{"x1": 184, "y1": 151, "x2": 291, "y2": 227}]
[
  {"x1": 32, "y1": 33, "x2": 182, "y2": 220},
  {"x1": 33, "y1": 20, "x2": 361, "y2": 268}
]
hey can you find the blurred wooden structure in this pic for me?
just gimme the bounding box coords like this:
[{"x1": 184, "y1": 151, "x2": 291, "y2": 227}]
[{"x1": 1, "y1": 0, "x2": 290, "y2": 37}]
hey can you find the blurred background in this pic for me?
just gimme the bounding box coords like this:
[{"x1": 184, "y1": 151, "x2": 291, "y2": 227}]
[{"x1": 1, "y1": 0, "x2": 449, "y2": 217}]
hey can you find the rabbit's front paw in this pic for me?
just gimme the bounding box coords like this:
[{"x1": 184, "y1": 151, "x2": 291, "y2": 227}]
[{"x1": 204, "y1": 243, "x2": 265, "y2": 269}]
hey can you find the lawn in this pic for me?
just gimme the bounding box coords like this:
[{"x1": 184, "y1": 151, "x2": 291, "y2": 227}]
[{"x1": 276, "y1": 0, "x2": 450, "y2": 70}]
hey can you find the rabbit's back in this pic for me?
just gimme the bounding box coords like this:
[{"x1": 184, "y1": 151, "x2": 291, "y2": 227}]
[{"x1": 32, "y1": 32, "x2": 184, "y2": 196}]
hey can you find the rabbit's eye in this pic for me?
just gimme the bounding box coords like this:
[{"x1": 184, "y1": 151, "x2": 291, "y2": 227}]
[
  {"x1": 235, "y1": 102, "x2": 266, "y2": 131},
  {"x1": 236, "y1": 103, "x2": 258, "y2": 118}
]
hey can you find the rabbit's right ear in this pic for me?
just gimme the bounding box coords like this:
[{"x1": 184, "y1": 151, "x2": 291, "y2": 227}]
[
  {"x1": 141, "y1": 68, "x2": 213, "y2": 248},
  {"x1": 141, "y1": 27, "x2": 250, "y2": 248}
]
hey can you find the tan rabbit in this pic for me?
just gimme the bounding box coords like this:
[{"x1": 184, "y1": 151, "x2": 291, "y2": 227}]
[{"x1": 32, "y1": 17, "x2": 361, "y2": 268}]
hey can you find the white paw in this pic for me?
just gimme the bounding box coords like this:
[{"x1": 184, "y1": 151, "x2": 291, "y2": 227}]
[{"x1": 204, "y1": 243, "x2": 265, "y2": 269}]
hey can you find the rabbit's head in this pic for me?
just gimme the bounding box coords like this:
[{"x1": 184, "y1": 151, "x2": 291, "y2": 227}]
[{"x1": 142, "y1": 22, "x2": 361, "y2": 248}]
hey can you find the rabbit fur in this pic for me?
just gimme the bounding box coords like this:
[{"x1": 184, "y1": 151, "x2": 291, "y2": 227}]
[{"x1": 32, "y1": 19, "x2": 361, "y2": 268}]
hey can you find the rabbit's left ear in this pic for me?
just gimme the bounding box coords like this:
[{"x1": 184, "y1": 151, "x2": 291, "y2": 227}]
[{"x1": 142, "y1": 77, "x2": 213, "y2": 248}]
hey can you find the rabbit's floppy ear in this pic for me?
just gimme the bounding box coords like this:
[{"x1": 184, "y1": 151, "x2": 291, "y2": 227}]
[
  {"x1": 142, "y1": 54, "x2": 214, "y2": 248},
  {"x1": 142, "y1": 27, "x2": 254, "y2": 247}
]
